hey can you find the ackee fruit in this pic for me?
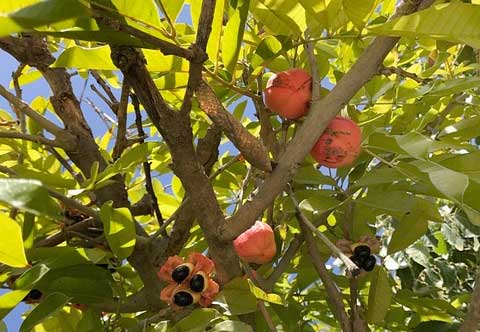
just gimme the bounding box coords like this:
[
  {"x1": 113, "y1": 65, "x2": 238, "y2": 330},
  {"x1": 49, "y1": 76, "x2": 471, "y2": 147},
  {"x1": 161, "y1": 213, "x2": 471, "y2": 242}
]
[
  {"x1": 311, "y1": 116, "x2": 361, "y2": 168},
  {"x1": 264, "y1": 68, "x2": 312, "y2": 119},
  {"x1": 233, "y1": 221, "x2": 276, "y2": 264}
]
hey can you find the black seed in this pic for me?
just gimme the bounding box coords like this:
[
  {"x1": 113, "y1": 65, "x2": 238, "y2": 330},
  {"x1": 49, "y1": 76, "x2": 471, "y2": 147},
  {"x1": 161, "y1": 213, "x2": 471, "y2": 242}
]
[
  {"x1": 23, "y1": 289, "x2": 42, "y2": 301},
  {"x1": 350, "y1": 256, "x2": 362, "y2": 269},
  {"x1": 353, "y1": 245, "x2": 371, "y2": 262},
  {"x1": 173, "y1": 291, "x2": 193, "y2": 306},
  {"x1": 363, "y1": 256, "x2": 377, "y2": 272},
  {"x1": 172, "y1": 265, "x2": 190, "y2": 283},
  {"x1": 190, "y1": 274, "x2": 205, "y2": 292}
]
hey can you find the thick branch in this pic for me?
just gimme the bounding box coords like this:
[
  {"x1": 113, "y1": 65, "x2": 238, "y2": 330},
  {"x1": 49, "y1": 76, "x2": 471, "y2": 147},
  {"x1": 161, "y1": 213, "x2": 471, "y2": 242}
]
[
  {"x1": 222, "y1": 0, "x2": 435, "y2": 241},
  {"x1": 196, "y1": 80, "x2": 272, "y2": 172},
  {"x1": 110, "y1": 45, "x2": 242, "y2": 283}
]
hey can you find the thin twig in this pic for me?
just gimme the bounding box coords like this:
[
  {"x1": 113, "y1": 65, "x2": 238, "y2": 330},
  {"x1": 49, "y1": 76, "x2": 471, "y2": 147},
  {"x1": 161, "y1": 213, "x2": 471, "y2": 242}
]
[
  {"x1": 90, "y1": 84, "x2": 114, "y2": 110},
  {"x1": 91, "y1": 71, "x2": 118, "y2": 105},
  {"x1": 379, "y1": 65, "x2": 431, "y2": 84},
  {"x1": 131, "y1": 93, "x2": 164, "y2": 227},
  {"x1": 304, "y1": 28, "x2": 320, "y2": 101},
  {"x1": 91, "y1": 7, "x2": 195, "y2": 61},
  {"x1": 298, "y1": 214, "x2": 353, "y2": 332},
  {"x1": 0, "y1": 131, "x2": 66, "y2": 148},
  {"x1": 149, "y1": 154, "x2": 242, "y2": 241},
  {"x1": 243, "y1": 264, "x2": 278, "y2": 331},
  {"x1": 47, "y1": 147, "x2": 85, "y2": 184},
  {"x1": 112, "y1": 82, "x2": 130, "y2": 159},
  {"x1": 288, "y1": 185, "x2": 360, "y2": 274},
  {"x1": 0, "y1": 84, "x2": 65, "y2": 136},
  {"x1": 86, "y1": 98, "x2": 116, "y2": 129},
  {"x1": 235, "y1": 166, "x2": 252, "y2": 211}
]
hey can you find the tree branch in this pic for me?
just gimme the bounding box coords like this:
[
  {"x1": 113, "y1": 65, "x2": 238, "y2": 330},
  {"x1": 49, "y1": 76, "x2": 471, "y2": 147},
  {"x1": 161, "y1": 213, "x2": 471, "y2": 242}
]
[
  {"x1": 196, "y1": 80, "x2": 272, "y2": 172},
  {"x1": 91, "y1": 8, "x2": 198, "y2": 62},
  {"x1": 222, "y1": 0, "x2": 435, "y2": 241},
  {"x1": 112, "y1": 82, "x2": 130, "y2": 159},
  {"x1": 460, "y1": 270, "x2": 480, "y2": 332},
  {"x1": 0, "y1": 84, "x2": 66, "y2": 136},
  {"x1": 0, "y1": 131, "x2": 66, "y2": 148},
  {"x1": 298, "y1": 217, "x2": 352, "y2": 332}
]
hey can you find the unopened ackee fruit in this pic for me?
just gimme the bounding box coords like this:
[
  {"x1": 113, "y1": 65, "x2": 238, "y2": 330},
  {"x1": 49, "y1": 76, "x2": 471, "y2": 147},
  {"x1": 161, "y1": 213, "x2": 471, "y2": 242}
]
[
  {"x1": 264, "y1": 68, "x2": 312, "y2": 119},
  {"x1": 233, "y1": 221, "x2": 276, "y2": 264},
  {"x1": 310, "y1": 117, "x2": 361, "y2": 168}
]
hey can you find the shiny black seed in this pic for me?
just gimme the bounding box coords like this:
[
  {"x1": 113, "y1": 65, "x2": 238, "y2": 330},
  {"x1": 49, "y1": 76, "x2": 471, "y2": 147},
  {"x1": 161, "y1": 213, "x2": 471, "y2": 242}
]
[
  {"x1": 350, "y1": 256, "x2": 363, "y2": 269},
  {"x1": 363, "y1": 256, "x2": 377, "y2": 272},
  {"x1": 172, "y1": 265, "x2": 190, "y2": 283},
  {"x1": 173, "y1": 291, "x2": 194, "y2": 306},
  {"x1": 23, "y1": 289, "x2": 42, "y2": 301},
  {"x1": 353, "y1": 245, "x2": 371, "y2": 262},
  {"x1": 190, "y1": 274, "x2": 205, "y2": 292}
]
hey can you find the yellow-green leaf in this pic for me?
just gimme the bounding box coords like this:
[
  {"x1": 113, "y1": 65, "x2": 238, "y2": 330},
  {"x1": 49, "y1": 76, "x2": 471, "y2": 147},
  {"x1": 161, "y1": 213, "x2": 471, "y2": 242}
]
[
  {"x1": 100, "y1": 202, "x2": 136, "y2": 259},
  {"x1": 0, "y1": 213, "x2": 28, "y2": 268}
]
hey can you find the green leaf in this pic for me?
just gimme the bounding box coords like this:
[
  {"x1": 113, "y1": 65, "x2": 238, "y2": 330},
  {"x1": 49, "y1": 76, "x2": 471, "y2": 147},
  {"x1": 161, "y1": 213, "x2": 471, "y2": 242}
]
[
  {"x1": 222, "y1": 0, "x2": 250, "y2": 72},
  {"x1": 369, "y1": 3, "x2": 480, "y2": 48},
  {"x1": 170, "y1": 308, "x2": 217, "y2": 332},
  {"x1": 299, "y1": 196, "x2": 342, "y2": 219},
  {"x1": 100, "y1": 202, "x2": 136, "y2": 259},
  {"x1": 439, "y1": 116, "x2": 480, "y2": 140},
  {"x1": 367, "y1": 267, "x2": 392, "y2": 324},
  {"x1": 0, "y1": 0, "x2": 88, "y2": 37},
  {"x1": 27, "y1": 247, "x2": 91, "y2": 269},
  {"x1": 76, "y1": 308, "x2": 103, "y2": 332},
  {"x1": 53, "y1": 46, "x2": 189, "y2": 72},
  {"x1": 428, "y1": 78, "x2": 480, "y2": 97},
  {"x1": 14, "y1": 264, "x2": 50, "y2": 290},
  {"x1": 209, "y1": 321, "x2": 254, "y2": 332},
  {"x1": 36, "y1": 265, "x2": 113, "y2": 304},
  {"x1": 354, "y1": 167, "x2": 404, "y2": 187},
  {"x1": 394, "y1": 132, "x2": 433, "y2": 160},
  {"x1": 156, "y1": 0, "x2": 183, "y2": 23},
  {"x1": 53, "y1": 46, "x2": 116, "y2": 70},
  {"x1": 428, "y1": 167, "x2": 469, "y2": 203},
  {"x1": 0, "y1": 290, "x2": 30, "y2": 320},
  {"x1": 0, "y1": 213, "x2": 28, "y2": 268},
  {"x1": 219, "y1": 278, "x2": 257, "y2": 315},
  {"x1": 294, "y1": 165, "x2": 337, "y2": 186},
  {"x1": 356, "y1": 191, "x2": 442, "y2": 222},
  {"x1": 206, "y1": 0, "x2": 225, "y2": 68},
  {"x1": 247, "y1": 280, "x2": 283, "y2": 305},
  {"x1": 388, "y1": 213, "x2": 429, "y2": 254},
  {"x1": 343, "y1": 0, "x2": 379, "y2": 28},
  {"x1": 0, "y1": 179, "x2": 61, "y2": 218},
  {"x1": 20, "y1": 293, "x2": 70, "y2": 332}
]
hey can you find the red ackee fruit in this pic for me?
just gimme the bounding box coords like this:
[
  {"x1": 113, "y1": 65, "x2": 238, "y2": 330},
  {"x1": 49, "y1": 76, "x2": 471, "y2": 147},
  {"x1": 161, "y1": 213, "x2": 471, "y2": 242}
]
[
  {"x1": 310, "y1": 117, "x2": 361, "y2": 168},
  {"x1": 264, "y1": 68, "x2": 312, "y2": 119},
  {"x1": 233, "y1": 221, "x2": 276, "y2": 264}
]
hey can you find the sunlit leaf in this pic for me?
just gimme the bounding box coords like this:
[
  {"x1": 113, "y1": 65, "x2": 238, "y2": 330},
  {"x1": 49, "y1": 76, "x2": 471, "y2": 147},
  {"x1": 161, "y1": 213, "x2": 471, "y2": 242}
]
[
  {"x1": 0, "y1": 213, "x2": 28, "y2": 268},
  {"x1": 100, "y1": 202, "x2": 136, "y2": 259}
]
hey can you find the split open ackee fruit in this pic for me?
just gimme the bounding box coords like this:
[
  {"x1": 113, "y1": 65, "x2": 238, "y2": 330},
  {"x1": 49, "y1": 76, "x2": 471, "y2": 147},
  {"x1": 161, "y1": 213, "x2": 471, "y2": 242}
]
[
  {"x1": 264, "y1": 68, "x2": 312, "y2": 119},
  {"x1": 233, "y1": 221, "x2": 276, "y2": 264},
  {"x1": 310, "y1": 116, "x2": 361, "y2": 168},
  {"x1": 158, "y1": 253, "x2": 219, "y2": 308}
]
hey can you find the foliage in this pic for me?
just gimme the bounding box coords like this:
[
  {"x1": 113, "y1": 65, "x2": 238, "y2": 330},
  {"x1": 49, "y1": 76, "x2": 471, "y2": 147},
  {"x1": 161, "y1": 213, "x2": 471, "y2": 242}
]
[{"x1": 0, "y1": 0, "x2": 479, "y2": 331}]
